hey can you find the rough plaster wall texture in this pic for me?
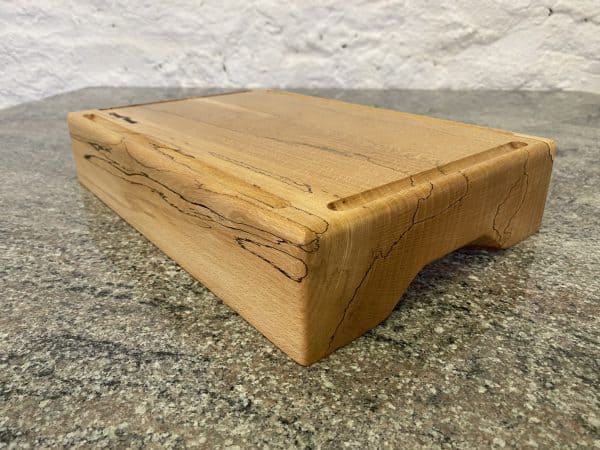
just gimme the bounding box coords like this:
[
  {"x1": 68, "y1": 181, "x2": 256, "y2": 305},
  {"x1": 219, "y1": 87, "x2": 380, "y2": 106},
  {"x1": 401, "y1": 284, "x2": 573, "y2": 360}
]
[{"x1": 1, "y1": 0, "x2": 599, "y2": 109}]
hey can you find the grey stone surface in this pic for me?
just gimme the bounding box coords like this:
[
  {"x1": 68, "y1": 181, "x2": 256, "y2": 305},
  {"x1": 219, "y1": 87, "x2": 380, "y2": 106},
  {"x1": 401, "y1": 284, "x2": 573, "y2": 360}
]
[{"x1": 0, "y1": 88, "x2": 599, "y2": 449}]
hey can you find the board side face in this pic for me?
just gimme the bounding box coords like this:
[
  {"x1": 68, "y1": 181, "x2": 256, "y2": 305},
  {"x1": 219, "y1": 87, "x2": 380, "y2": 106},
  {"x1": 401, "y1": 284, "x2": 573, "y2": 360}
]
[{"x1": 302, "y1": 138, "x2": 555, "y2": 363}]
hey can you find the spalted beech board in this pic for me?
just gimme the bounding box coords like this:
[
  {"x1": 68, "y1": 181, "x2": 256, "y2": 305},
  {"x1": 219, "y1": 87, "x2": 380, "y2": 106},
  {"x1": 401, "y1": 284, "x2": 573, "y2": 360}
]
[{"x1": 68, "y1": 90, "x2": 556, "y2": 365}]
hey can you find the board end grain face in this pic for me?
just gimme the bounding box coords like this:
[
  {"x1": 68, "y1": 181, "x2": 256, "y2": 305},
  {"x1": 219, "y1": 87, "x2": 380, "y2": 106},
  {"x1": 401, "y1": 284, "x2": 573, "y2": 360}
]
[{"x1": 68, "y1": 90, "x2": 556, "y2": 365}]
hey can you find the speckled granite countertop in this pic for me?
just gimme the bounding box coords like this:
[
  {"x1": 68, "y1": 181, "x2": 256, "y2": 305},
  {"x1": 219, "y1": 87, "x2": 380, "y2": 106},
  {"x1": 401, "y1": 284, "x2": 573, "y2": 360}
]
[{"x1": 1, "y1": 88, "x2": 599, "y2": 449}]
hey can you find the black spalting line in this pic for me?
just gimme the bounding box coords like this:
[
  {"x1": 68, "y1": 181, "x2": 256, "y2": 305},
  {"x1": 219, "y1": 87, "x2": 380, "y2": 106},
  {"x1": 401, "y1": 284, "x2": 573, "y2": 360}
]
[
  {"x1": 150, "y1": 142, "x2": 196, "y2": 159},
  {"x1": 83, "y1": 154, "x2": 213, "y2": 228},
  {"x1": 90, "y1": 142, "x2": 112, "y2": 153},
  {"x1": 235, "y1": 237, "x2": 309, "y2": 283},
  {"x1": 492, "y1": 148, "x2": 530, "y2": 245},
  {"x1": 327, "y1": 170, "x2": 472, "y2": 349},
  {"x1": 109, "y1": 112, "x2": 138, "y2": 124},
  {"x1": 260, "y1": 134, "x2": 408, "y2": 174},
  {"x1": 71, "y1": 132, "x2": 121, "y2": 154},
  {"x1": 209, "y1": 151, "x2": 313, "y2": 193}
]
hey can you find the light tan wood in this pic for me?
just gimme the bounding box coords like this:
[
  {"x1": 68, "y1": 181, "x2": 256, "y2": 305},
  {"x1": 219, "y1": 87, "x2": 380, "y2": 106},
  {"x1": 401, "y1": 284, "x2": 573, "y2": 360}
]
[{"x1": 68, "y1": 89, "x2": 556, "y2": 365}]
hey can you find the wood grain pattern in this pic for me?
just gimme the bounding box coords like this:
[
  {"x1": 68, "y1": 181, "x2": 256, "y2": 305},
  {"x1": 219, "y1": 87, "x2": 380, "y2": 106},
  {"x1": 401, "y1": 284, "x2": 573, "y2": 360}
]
[{"x1": 68, "y1": 89, "x2": 556, "y2": 365}]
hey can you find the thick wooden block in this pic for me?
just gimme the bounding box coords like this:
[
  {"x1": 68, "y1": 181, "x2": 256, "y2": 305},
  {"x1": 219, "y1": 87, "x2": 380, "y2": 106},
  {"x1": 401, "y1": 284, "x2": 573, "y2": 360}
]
[{"x1": 68, "y1": 90, "x2": 555, "y2": 365}]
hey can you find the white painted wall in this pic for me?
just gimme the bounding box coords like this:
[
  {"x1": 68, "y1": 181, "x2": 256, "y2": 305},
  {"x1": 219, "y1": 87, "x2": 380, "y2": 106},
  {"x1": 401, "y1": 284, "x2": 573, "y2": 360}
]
[{"x1": 1, "y1": 0, "x2": 599, "y2": 109}]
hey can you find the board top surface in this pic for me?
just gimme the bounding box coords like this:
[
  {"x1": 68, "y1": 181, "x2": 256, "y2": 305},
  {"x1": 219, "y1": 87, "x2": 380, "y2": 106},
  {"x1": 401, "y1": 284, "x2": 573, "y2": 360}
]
[{"x1": 72, "y1": 89, "x2": 553, "y2": 219}]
